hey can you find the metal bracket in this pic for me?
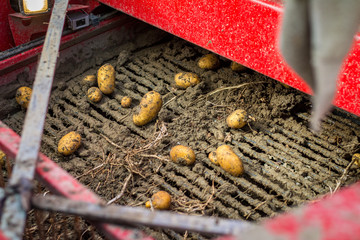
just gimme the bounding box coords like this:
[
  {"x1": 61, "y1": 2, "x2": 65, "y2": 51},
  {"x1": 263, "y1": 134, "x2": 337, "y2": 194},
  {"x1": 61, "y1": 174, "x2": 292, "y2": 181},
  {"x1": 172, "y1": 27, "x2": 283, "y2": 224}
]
[{"x1": 66, "y1": 10, "x2": 90, "y2": 31}]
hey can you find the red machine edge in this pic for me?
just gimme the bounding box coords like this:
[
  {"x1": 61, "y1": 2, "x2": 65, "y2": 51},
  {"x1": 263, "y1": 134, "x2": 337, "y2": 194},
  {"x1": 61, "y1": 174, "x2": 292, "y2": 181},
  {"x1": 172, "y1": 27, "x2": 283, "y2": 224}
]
[{"x1": 99, "y1": 0, "x2": 360, "y2": 117}]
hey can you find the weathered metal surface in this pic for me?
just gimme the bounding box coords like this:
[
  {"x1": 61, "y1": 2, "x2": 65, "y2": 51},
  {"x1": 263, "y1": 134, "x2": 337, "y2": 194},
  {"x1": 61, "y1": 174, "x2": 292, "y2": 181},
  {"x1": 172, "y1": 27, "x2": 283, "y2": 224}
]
[
  {"x1": 31, "y1": 194, "x2": 253, "y2": 236},
  {"x1": 0, "y1": 0, "x2": 69, "y2": 239},
  {"x1": 98, "y1": 0, "x2": 360, "y2": 117},
  {"x1": 0, "y1": 121, "x2": 154, "y2": 240}
]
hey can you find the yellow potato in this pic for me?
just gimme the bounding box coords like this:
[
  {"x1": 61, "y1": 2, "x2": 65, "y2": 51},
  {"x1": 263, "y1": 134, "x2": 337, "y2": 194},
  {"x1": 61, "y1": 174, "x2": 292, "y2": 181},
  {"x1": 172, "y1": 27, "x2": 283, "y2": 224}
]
[
  {"x1": 87, "y1": 87, "x2": 103, "y2": 103},
  {"x1": 15, "y1": 86, "x2": 32, "y2": 109},
  {"x1": 82, "y1": 75, "x2": 97, "y2": 86},
  {"x1": 0, "y1": 150, "x2": 5, "y2": 167},
  {"x1": 198, "y1": 54, "x2": 219, "y2": 69},
  {"x1": 226, "y1": 109, "x2": 247, "y2": 129},
  {"x1": 133, "y1": 91, "x2": 162, "y2": 126},
  {"x1": 353, "y1": 153, "x2": 360, "y2": 166},
  {"x1": 216, "y1": 145, "x2": 244, "y2": 176},
  {"x1": 174, "y1": 72, "x2": 200, "y2": 89},
  {"x1": 208, "y1": 151, "x2": 219, "y2": 165},
  {"x1": 145, "y1": 191, "x2": 171, "y2": 210},
  {"x1": 230, "y1": 62, "x2": 246, "y2": 72},
  {"x1": 97, "y1": 63, "x2": 115, "y2": 94},
  {"x1": 121, "y1": 96, "x2": 132, "y2": 108},
  {"x1": 170, "y1": 145, "x2": 196, "y2": 165},
  {"x1": 58, "y1": 131, "x2": 81, "y2": 156}
]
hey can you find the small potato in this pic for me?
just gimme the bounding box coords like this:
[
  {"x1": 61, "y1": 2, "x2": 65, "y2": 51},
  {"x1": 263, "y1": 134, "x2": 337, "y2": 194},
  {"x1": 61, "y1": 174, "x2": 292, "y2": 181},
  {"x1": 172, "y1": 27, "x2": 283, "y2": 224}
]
[
  {"x1": 87, "y1": 87, "x2": 103, "y2": 103},
  {"x1": 16, "y1": 86, "x2": 32, "y2": 109},
  {"x1": 226, "y1": 109, "x2": 247, "y2": 129},
  {"x1": 0, "y1": 150, "x2": 5, "y2": 167},
  {"x1": 230, "y1": 62, "x2": 246, "y2": 72},
  {"x1": 353, "y1": 153, "x2": 360, "y2": 166},
  {"x1": 145, "y1": 191, "x2": 171, "y2": 210},
  {"x1": 58, "y1": 131, "x2": 81, "y2": 156},
  {"x1": 198, "y1": 54, "x2": 220, "y2": 69},
  {"x1": 82, "y1": 75, "x2": 97, "y2": 87},
  {"x1": 133, "y1": 91, "x2": 162, "y2": 126},
  {"x1": 121, "y1": 96, "x2": 132, "y2": 108},
  {"x1": 216, "y1": 145, "x2": 244, "y2": 176},
  {"x1": 97, "y1": 63, "x2": 115, "y2": 94},
  {"x1": 174, "y1": 72, "x2": 200, "y2": 89},
  {"x1": 208, "y1": 151, "x2": 219, "y2": 165},
  {"x1": 170, "y1": 145, "x2": 196, "y2": 165}
]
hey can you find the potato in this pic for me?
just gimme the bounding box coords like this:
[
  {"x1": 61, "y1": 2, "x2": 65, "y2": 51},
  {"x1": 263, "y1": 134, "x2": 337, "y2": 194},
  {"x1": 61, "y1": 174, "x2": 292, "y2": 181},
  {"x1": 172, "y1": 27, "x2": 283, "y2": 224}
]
[
  {"x1": 16, "y1": 86, "x2": 32, "y2": 109},
  {"x1": 216, "y1": 145, "x2": 244, "y2": 176},
  {"x1": 198, "y1": 54, "x2": 219, "y2": 69},
  {"x1": 170, "y1": 145, "x2": 196, "y2": 165},
  {"x1": 133, "y1": 91, "x2": 162, "y2": 126},
  {"x1": 208, "y1": 151, "x2": 219, "y2": 165},
  {"x1": 82, "y1": 75, "x2": 97, "y2": 87},
  {"x1": 0, "y1": 150, "x2": 5, "y2": 167},
  {"x1": 87, "y1": 87, "x2": 103, "y2": 103},
  {"x1": 226, "y1": 109, "x2": 247, "y2": 129},
  {"x1": 174, "y1": 72, "x2": 200, "y2": 89},
  {"x1": 121, "y1": 96, "x2": 132, "y2": 108},
  {"x1": 97, "y1": 63, "x2": 115, "y2": 94},
  {"x1": 145, "y1": 191, "x2": 171, "y2": 210},
  {"x1": 230, "y1": 62, "x2": 246, "y2": 72},
  {"x1": 353, "y1": 153, "x2": 360, "y2": 166},
  {"x1": 58, "y1": 131, "x2": 81, "y2": 156}
]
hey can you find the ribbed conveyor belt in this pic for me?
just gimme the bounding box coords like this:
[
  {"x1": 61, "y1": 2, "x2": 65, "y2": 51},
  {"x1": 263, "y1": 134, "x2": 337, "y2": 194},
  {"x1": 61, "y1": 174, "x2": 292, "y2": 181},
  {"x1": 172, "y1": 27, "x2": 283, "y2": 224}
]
[{"x1": 3, "y1": 37, "x2": 360, "y2": 240}]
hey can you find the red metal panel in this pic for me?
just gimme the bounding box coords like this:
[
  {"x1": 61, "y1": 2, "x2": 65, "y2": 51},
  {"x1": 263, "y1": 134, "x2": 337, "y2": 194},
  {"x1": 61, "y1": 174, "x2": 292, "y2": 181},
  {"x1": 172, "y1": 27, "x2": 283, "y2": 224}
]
[
  {"x1": 98, "y1": 0, "x2": 360, "y2": 117},
  {"x1": 0, "y1": 121, "x2": 153, "y2": 240},
  {"x1": 263, "y1": 182, "x2": 360, "y2": 240},
  {"x1": 8, "y1": 13, "x2": 51, "y2": 46},
  {"x1": 0, "y1": 1, "x2": 15, "y2": 50}
]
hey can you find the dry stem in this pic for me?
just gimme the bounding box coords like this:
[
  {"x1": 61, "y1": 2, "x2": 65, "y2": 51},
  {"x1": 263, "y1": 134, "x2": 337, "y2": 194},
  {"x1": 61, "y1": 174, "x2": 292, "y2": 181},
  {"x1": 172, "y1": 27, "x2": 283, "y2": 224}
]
[
  {"x1": 191, "y1": 81, "x2": 266, "y2": 106},
  {"x1": 333, "y1": 157, "x2": 356, "y2": 193},
  {"x1": 107, "y1": 173, "x2": 132, "y2": 205}
]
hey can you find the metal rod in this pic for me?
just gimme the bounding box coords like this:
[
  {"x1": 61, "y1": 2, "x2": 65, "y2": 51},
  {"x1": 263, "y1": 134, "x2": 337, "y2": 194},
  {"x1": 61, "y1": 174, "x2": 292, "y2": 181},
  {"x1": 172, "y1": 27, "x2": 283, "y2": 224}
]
[
  {"x1": 31, "y1": 195, "x2": 253, "y2": 236},
  {"x1": 0, "y1": 0, "x2": 69, "y2": 239}
]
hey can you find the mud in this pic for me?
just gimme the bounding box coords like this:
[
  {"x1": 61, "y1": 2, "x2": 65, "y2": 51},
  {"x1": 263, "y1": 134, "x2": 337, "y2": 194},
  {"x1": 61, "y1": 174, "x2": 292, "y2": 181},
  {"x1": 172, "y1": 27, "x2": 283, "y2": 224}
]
[{"x1": 2, "y1": 29, "x2": 360, "y2": 239}]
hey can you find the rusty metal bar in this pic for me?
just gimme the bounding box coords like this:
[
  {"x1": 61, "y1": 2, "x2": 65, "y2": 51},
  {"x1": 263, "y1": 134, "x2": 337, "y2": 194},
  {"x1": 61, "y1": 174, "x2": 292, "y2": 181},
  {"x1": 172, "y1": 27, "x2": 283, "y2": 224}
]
[
  {"x1": 0, "y1": 0, "x2": 69, "y2": 239},
  {"x1": 31, "y1": 194, "x2": 253, "y2": 236}
]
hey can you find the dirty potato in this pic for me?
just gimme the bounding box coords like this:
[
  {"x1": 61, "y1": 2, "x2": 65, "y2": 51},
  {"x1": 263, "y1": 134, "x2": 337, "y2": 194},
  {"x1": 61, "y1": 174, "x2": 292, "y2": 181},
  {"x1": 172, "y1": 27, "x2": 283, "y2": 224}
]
[
  {"x1": 216, "y1": 145, "x2": 244, "y2": 176},
  {"x1": 208, "y1": 151, "x2": 219, "y2": 165},
  {"x1": 97, "y1": 63, "x2": 115, "y2": 94},
  {"x1": 174, "y1": 72, "x2": 200, "y2": 89},
  {"x1": 87, "y1": 87, "x2": 103, "y2": 103},
  {"x1": 121, "y1": 96, "x2": 132, "y2": 108},
  {"x1": 16, "y1": 86, "x2": 32, "y2": 109},
  {"x1": 0, "y1": 150, "x2": 5, "y2": 167},
  {"x1": 353, "y1": 153, "x2": 360, "y2": 166},
  {"x1": 82, "y1": 75, "x2": 97, "y2": 87},
  {"x1": 145, "y1": 191, "x2": 171, "y2": 210},
  {"x1": 133, "y1": 91, "x2": 162, "y2": 126},
  {"x1": 198, "y1": 53, "x2": 219, "y2": 69},
  {"x1": 58, "y1": 131, "x2": 82, "y2": 156},
  {"x1": 170, "y1": 145, "x2": 196, "y2": 165},
  {"x1": 226, "y1": 109, "x2": 247, "y2": 129},
  {"x1": 230, "y1": 61, "x2": 246, "y2": 72}
]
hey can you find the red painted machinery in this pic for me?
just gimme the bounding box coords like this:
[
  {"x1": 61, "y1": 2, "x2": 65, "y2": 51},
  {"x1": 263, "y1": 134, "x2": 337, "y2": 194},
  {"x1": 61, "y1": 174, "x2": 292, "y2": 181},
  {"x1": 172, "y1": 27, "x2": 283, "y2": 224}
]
[{"x1": 1, "y1": 0, "x2": 360, "y2": 239}]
